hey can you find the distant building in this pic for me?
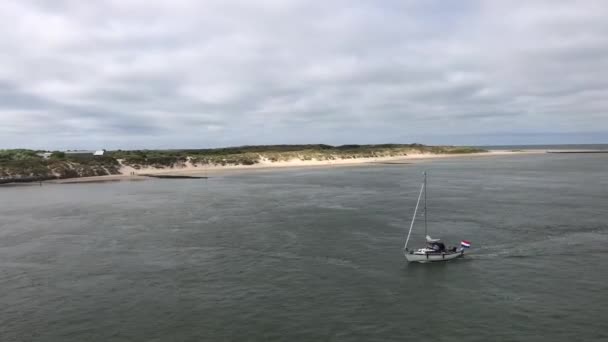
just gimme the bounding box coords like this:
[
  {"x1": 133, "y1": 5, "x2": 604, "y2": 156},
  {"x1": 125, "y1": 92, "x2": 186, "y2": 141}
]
[
  {"x1": 37, "y1": 152, "x2": 53, "y2": 159},
  {"x1": 65, "y1": 150, "x2": 96, "y2": 159},
  {"x1": 62, "y1": 149, "x2": 105, "y2": 159}
]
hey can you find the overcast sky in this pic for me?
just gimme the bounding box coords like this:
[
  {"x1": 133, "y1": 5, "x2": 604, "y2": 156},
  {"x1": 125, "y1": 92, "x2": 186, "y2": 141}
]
[{"x1": 1, "y1": 0, "x2": 607, "y2": 149}]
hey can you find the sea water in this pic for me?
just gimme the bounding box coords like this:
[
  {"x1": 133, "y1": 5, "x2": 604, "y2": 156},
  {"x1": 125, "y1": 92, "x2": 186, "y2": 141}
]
[{"x1": 1, "y1": 153, "x2": 607, "y2": 341}]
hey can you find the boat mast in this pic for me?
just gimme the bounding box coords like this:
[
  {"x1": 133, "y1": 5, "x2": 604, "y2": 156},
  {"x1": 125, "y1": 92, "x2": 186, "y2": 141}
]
[
  {"x1": 404, "y1": 178, "x2": 425, "y2": 251},
  {"x1": 424, "y1": 171, "x2": 427, "y2": 238}
]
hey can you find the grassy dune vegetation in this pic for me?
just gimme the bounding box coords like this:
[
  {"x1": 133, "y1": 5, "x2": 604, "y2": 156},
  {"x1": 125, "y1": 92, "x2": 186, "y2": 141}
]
[
  {"x1": 0, "y1": 149, "x2": 121, "y2": 183},
  {"x1": 113, "y1": 144, "x2": 485, "y2": 168},
  {"x1": 0, "y1": 144, "x2": 486, "y2": 183}
]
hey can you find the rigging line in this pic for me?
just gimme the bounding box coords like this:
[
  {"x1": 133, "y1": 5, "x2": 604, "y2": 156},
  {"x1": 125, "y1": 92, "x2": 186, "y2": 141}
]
[{"x1": 404, "y1": 181, "x2": 425, "y2": 250}]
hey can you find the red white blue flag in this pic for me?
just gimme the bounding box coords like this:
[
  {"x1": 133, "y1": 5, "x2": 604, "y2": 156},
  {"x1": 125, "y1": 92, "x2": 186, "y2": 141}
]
[{"x1": 460, "y1": 240, "x2": 471, "y2": 248}]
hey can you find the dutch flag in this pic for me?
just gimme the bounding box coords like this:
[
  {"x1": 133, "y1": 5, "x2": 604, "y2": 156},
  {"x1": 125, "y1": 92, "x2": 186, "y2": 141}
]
[{"x1": 460, "y1": 240, "x2": 471, "y2": 248}]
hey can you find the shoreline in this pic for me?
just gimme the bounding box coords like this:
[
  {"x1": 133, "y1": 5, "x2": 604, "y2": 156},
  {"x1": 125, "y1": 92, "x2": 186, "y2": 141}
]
[{"x1": 38, "y1": 150, "x2": 544, "y2": 184}]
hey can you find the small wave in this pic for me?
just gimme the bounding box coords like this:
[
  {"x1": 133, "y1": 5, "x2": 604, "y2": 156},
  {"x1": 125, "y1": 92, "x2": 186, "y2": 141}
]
[
  {"x1": 316, "y1": 204, "x2": 357, "y2": 210},
  {"x1": 266, "y1": 251, "x2": 361, "y2": 269},
  {"x1": 174, "y1": 245, "x2": 361, "y2": 269}
]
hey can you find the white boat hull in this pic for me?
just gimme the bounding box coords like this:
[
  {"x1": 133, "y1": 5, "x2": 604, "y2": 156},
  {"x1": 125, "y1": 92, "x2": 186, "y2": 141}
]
[{"x1": 405, "y1": 249, "x2": 465, "y2": 263}]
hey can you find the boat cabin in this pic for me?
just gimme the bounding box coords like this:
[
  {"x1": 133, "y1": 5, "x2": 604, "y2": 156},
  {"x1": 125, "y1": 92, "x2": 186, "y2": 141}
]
[{"x1": 428, "y1": 241, "x2": 446, "y2": 252}]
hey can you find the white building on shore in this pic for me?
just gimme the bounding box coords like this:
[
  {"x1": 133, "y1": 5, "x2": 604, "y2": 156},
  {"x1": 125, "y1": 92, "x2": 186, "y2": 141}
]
[
  {"x1": 64, "y1": 150, "x2": 106, "y2": 158},
  {"x1": 37, "y1": 152, "x2": 53, "y2": 159}
]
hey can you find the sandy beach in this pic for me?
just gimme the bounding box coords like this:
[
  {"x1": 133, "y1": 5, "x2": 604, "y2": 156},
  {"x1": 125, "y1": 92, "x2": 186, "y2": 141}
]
[{"x1": 45, "y1": 150, "x2": 544, "y2": 184}]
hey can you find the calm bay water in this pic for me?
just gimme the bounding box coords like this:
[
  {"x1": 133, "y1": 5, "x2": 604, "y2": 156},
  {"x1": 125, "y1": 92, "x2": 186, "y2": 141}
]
[
  {"x1": 1, "y1": 153, "x2": 607, "y2": 341},
  {"x1": 478, "y1": 143, "x2": 608, "y2": 151}
]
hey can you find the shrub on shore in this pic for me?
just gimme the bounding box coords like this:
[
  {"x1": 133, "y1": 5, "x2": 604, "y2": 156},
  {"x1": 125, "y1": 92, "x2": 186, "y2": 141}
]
[{"x1": 0, "y1": 150, "x2": 121, "y2": 182}]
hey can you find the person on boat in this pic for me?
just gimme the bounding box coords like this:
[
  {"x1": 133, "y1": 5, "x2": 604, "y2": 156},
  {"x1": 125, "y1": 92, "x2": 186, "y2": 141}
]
[{"x1": 428, "y1": 241, "x2": 446, "y2": 253}]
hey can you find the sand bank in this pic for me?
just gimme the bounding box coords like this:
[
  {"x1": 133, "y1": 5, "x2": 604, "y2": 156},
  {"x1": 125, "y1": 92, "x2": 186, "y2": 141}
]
[{"x1": 44, "y1": 150, "x2": 543, "y2": 184}]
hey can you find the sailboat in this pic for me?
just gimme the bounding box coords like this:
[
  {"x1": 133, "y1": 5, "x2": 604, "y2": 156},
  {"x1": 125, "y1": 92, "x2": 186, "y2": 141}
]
[{"x1": 403, "y1": 172, "x2": 470, "y2": 263}]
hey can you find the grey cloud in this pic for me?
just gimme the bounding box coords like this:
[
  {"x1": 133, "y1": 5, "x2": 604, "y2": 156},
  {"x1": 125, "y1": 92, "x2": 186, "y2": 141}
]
[
  {"x1": 1, "y1": 0, "x2": 607, "y2": 149},
  {"x1": 0, "y1": 81, "x2": 57, "y2": 110}
]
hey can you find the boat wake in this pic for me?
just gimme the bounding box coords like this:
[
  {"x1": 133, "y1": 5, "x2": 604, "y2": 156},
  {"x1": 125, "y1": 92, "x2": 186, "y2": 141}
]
[{"x1": 469, "y1": 229, "x2": 608, "y2": 260}]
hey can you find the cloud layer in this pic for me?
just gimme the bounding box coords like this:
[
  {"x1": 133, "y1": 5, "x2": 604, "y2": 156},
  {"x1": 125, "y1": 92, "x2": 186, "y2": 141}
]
[{"x1": 1, "y1": 0, "x2": 607, "y2": 149}]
